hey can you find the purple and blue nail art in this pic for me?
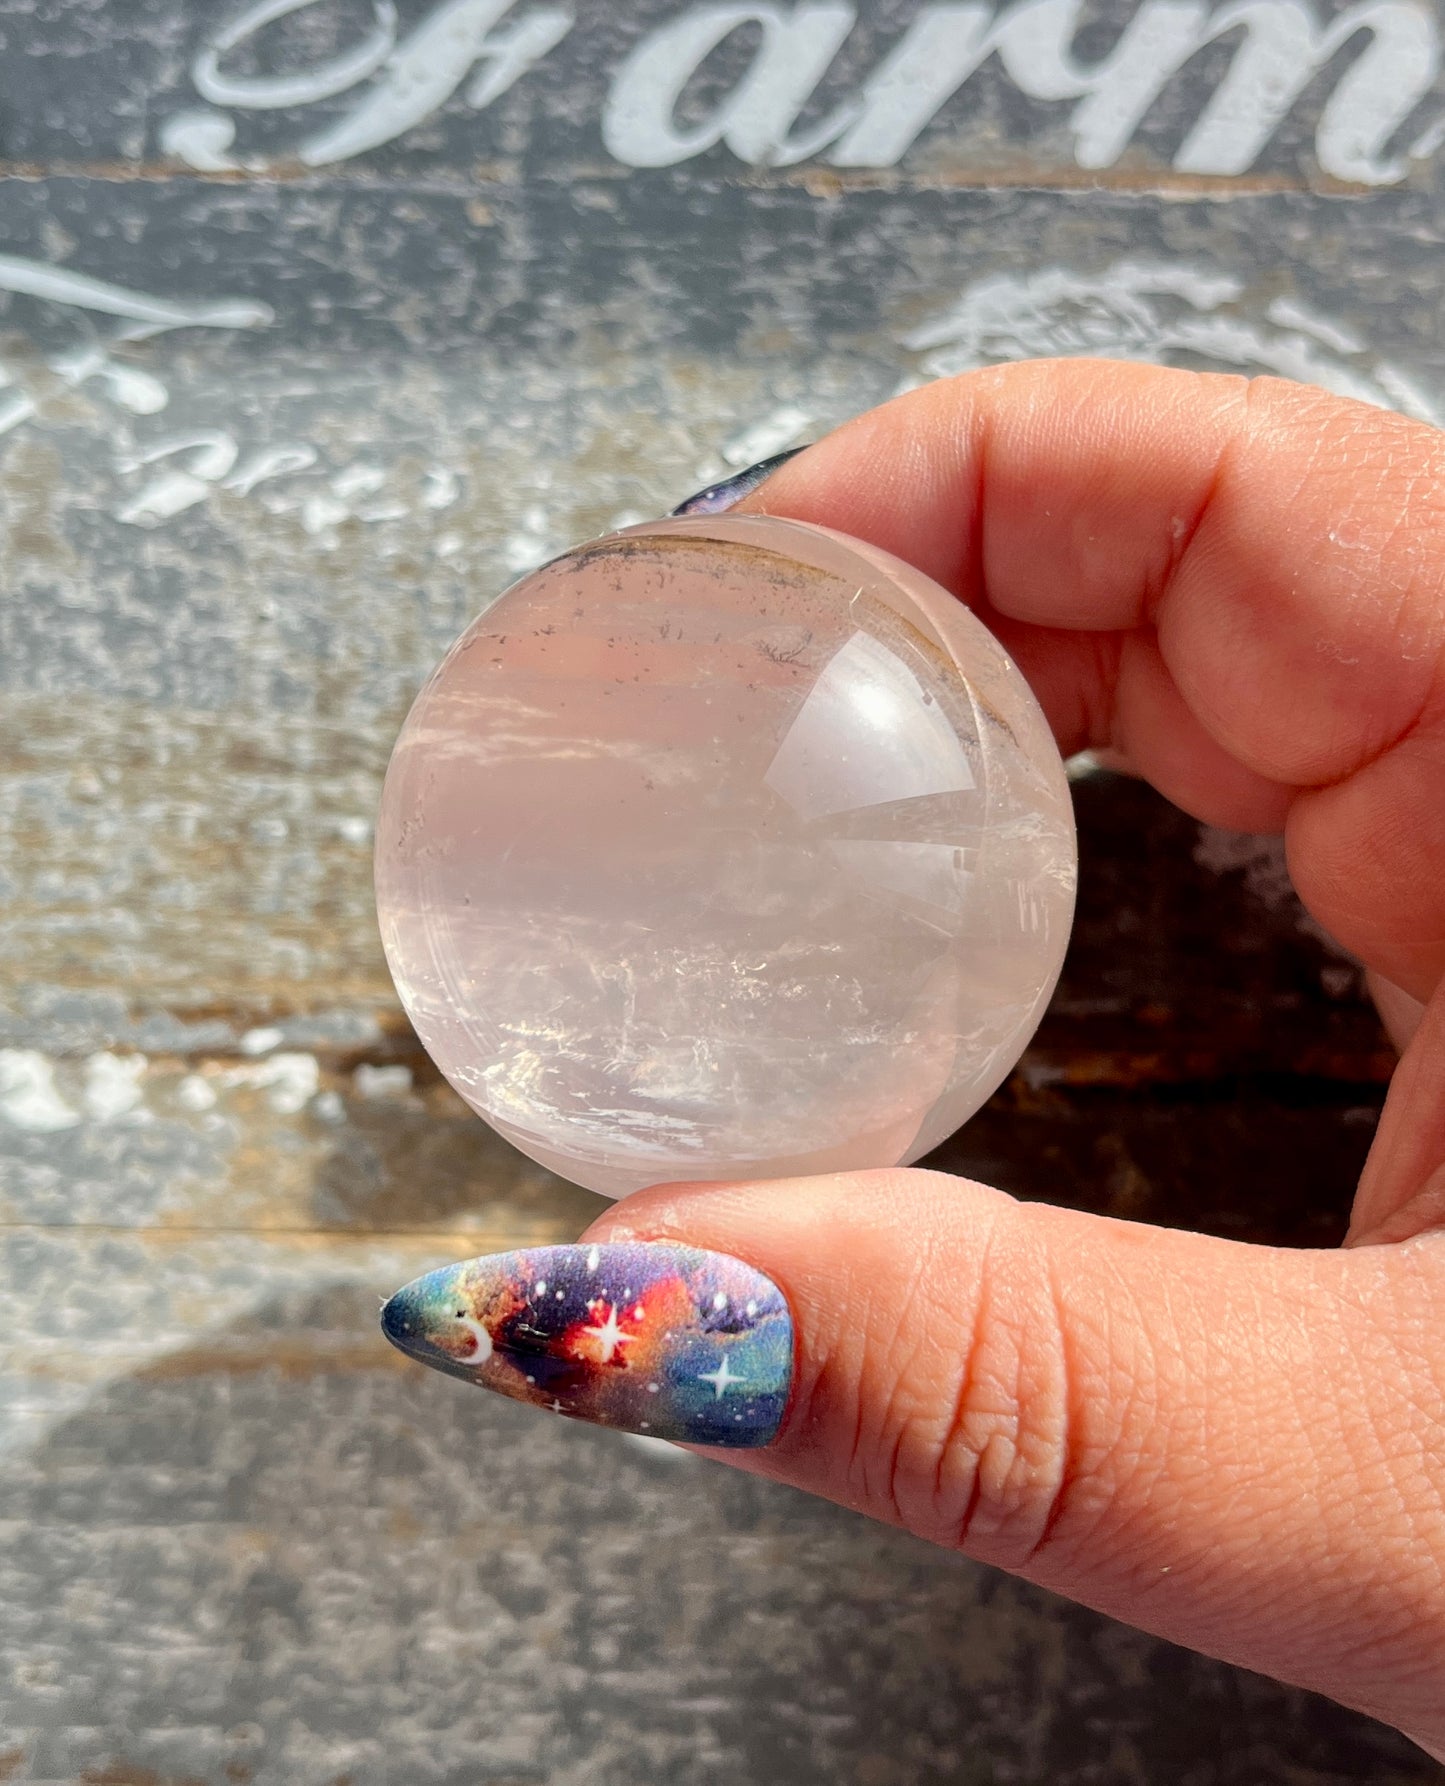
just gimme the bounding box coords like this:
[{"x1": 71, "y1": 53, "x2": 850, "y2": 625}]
[
  {"x1": 381, "y1": 1243, "x2": 793, "y2": 1448},
  {"x1": 670, "y1": 444, "x2": 809, "y2": 516}
]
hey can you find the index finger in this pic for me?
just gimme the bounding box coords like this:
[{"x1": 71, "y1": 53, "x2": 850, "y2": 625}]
[{"x1": 737, "y1": 359, "x2": 1445, "y2": 1001}]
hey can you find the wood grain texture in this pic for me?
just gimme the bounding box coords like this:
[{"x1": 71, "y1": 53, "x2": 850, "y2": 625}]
[{"x1": 1, "y1": 2, "x2": 1441, "y2": 1780}]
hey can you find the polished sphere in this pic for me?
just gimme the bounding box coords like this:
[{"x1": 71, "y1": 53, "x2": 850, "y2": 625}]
[{"x1": 375, "y1": 515, "x2": 1077, "y2": 1199}]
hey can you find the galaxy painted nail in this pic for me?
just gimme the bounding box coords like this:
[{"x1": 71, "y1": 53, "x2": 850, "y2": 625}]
[
  {"x1": 670, "y1": 444, "x2": 809, "y2": 516},
  {"x1": 381, "y1": 1243, "x2": 793, "y2": 1448}
]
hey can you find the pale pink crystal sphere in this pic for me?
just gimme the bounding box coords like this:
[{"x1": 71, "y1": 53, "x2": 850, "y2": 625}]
[{"x1": 375, "y1": 516, "x2": 1076, "y2": 1199}]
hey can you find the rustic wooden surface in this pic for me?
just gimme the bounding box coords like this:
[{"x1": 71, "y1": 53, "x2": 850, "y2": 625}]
[{"x1": 2, "y1": 2, "x2": 1444, "y2": 1781}]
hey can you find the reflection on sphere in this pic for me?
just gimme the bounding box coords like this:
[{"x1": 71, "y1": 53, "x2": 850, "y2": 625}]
[{"x1": 375, "y1": 516, "x2": 1077, "y2": 1199}]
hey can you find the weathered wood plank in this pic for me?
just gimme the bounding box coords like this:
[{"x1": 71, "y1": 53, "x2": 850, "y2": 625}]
[
  {"x1": 0, "y1": 177, "x2": 1443, "y2": 356},
  {"x1": 1, "y1": 1298, "x2": 1436, "y2": 1786},
  {"x1": 0, "y1": 0, "x2": 1439, "y2": 194}
]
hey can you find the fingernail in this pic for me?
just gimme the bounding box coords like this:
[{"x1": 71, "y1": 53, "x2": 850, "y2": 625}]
[
  {"x1": 670, "y1": 444, "x2": 810, "y2": 516},
  {"x1": 381, "y1": 1242, "x2": 793, "y2": 1448}
]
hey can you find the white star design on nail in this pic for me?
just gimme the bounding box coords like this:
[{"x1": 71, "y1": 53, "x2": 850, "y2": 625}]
[
  {"x1": 583, "y1": 1303, "x2": 635, "y2": 1363},
  {"x1": 697, "y1": 1354, "x2": 744, "y2": 1399}
]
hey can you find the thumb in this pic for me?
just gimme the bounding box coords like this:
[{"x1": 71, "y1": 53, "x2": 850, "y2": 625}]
[{"x1": 584, "y1": 1169, "x2": 1445, "y2": 1750}]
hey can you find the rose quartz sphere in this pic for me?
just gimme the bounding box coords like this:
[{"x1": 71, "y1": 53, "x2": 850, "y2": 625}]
[{"x1": 375, "y1": 516, "x2": 1076, "y2": 1199}]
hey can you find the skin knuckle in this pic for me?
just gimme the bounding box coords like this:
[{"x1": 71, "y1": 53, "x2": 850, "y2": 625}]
[{"x1": 877, "y1": 1213, "x2": 1093, "y2": 1566}]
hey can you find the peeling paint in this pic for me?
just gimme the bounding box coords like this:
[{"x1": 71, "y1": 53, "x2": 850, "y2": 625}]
[
  {"x1": 80, "y1": 1051, "x2": 149, "y2": 1123},
  {"x1": 0, "y1": 1049, "x2": 80, "y2": 1132},
  {"x1": 215, "y1": 1051, "x2": 321, "y2": 1115},
  {"x1": 902, "y1": 261, "x2": 1441, "y2": 423}
]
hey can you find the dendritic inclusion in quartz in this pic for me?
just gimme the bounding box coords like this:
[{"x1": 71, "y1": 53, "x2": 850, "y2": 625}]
[{"x1": 375, "y1": 515, "x2": 1077, "y2": 1199}]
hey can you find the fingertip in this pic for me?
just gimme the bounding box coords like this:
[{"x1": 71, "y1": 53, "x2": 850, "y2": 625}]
[
  {"x1": 731, "y1": 369, "x2": 993, "y2": 593},
  {"x1": 1365, "y1": 969, "x2": 1427, "y2": 1054}
]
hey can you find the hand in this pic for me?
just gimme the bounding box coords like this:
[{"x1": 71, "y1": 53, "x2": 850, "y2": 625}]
[{"x1": 581, "y1": 362, "x2": 1445, "y2": 1757}]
